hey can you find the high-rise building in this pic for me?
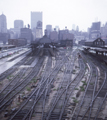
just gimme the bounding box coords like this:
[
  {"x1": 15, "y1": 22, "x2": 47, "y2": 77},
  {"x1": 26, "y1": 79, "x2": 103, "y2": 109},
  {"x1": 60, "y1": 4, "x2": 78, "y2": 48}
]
[
  {"x1": 31, "y1": 12, "x2": 42, "y2": 30},
  {"x1": 91, "y1": 22, "x2": 101, "y2": 31},
  {"x1": 90, "y1": 22, "x2": 101, "y2": 39},
  {"x1": 76, "y1": 26, "x2": 79, "y2": 32},
  {"x1": 72, "y1": 24, "x2": 75, "y2": 30},
  {"x1": 20, "y1": 28, "x2": 33, "y2": 44},
  {"x1": 31, "y1": 12, "x2": 43, "y2": 40},
  {"x1": 55, "y1": 26, "x2": 59, "y2": 32},
  {"x1": 46, "y1": 25, "x2": 52, "y2": 37},
  {"x1": 14, "y1": 20, "x2": 24, "y2": 29},
  {"x1": 0, "y1": 13, "x2": 7, "y2": 33},
  {"x1": 35, "y1": 21, "x2": 43, "y2": 39}
]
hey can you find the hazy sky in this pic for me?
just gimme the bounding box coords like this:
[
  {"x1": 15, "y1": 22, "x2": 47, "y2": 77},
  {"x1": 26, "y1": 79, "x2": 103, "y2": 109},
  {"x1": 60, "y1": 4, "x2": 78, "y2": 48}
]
[{"x1": 0, "y1": 0, "x2": 107, "y2": 32}]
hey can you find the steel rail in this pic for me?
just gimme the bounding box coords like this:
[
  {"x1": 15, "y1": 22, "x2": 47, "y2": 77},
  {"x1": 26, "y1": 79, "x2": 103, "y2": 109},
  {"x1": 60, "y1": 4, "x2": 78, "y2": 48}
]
[
  {"x1": 78, "y1": 51, "x2": 107, "y2": 120},
  {"x1": 87, "y1": 65, "x2": 98, "y2": 120},
  {"x1": 22, "y1": 56, "x2": 69, "y2": 120},
  {"x1": 0, "y1": 68, "x2": 28, "y2": 103},
  {"x1": 59, "y1": 59, "x2": 85, "y2": 120},
  {"x1": 0, "y1": 68, "x2": 25, "y2": 94},
  {"x1": 0, "y1": 57, "x2": 44, "y2": 110},
  {"x1": 94, "y1": 88, "x2": 107, "y2": 120},
  {"x1": 81, "y1": 72, "x2": 106, "y2": 120},
  {"x1": 8, "y1": 54, "x2": 69, "y2": 120},
  {"x1": 46, "y1": 59, "x2": 85, "y2": 120},
  {"x1": 9, "y1": 49, "x2": 74, "y2": 120}
]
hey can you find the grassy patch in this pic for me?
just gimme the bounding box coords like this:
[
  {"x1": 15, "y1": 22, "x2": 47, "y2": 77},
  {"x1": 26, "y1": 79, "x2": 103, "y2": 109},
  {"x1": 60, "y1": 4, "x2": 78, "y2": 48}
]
[
  {"x1": 17, "y1": 102, "x2": 20, "y2": 105},
  {"x1": 72, "y1": 97, "x2": 76, "y2": 99},
  {"x1": 73, "y1": 99, "x2": 78, "y2": 103},
  {"x1": 90, "y1": 83, "x2": 93, "y2": 85},
  {"x1": 53, "y1": 89, "x2": 56, "y2": 91},
  {"x1": 80, "y1": 86, "x2": 85, "y2": 91},
  {"x1": 26, "y1": 87, "x2": 31, "y2": 91},
  {"x1": 93, "y1": 74, "x2": 96, "y2": 77},
  {"x1": 32, "y1": 77, "x2": 37, "y2": 83},
  {"x1": 75, "y1": 88, "x2": 79, "y2": 90},
  {"x1": 81, "y1": 81, "x2": 87, "y2": 86},
  {"x1": 72, "y1": 69, "x2": 76, "y2": 74}
]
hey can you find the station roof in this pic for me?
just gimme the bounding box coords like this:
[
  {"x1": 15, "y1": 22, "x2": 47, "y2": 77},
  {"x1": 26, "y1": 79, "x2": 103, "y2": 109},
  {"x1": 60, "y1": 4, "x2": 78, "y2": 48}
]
[{"x1": 39, "y1": 35, "x2": 52, "y2": 44}]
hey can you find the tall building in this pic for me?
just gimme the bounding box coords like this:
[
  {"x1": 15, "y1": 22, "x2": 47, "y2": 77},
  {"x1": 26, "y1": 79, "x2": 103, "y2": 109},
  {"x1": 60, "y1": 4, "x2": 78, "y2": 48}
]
[
  {"x1": 31, "y1": 12, "x2": 42, "y2": 30},
  {"x1": 46, "y1": 25, "x2": 52, "y2": 37},
  {"x1": 20, "y1": 27, "x2": 33, "y2": 44},
  {"x1": 59, "y1": 29, "x2": 74, "y2": 40},
  {"x1": 55, "y1": 26, "x2": 59, "y2": 32},
  {"x1": 76, "y1": 26, "x2": 79, "y2": 32},
  {"x1": 0, "y1": 13, "x2": 7, "y2": 33},
  {"x1": 31, "y1": 12, "x2": 43, "y2": 40},
  {"x1": 90, "y1": 22, "x2": 101, "y2": 39},
  {"x1": 91, "y1": 22, "x2": 101, "y2": 31},
  {"x1": 9, "y1": 20, "x2": 24, "y2": 39},
  {"x1": 35, "y1": 21, "x2": 43, "y2": 39},
  {"x1": 14, "y1": 20, "x2": 24, "y2": 29},
  {"x1": 72, "y1": 24, "x2": 75, "y2": 30}
]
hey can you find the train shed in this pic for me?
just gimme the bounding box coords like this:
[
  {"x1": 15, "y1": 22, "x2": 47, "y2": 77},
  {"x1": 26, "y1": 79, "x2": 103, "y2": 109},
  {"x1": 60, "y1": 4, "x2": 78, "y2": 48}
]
[{"x1": 38, "y1": 35, "x2": 52, "y2": 48}]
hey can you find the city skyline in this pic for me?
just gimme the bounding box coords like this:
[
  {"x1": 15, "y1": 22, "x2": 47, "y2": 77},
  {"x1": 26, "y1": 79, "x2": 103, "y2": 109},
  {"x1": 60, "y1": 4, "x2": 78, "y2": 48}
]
[{"x1": 0, "y1": 0, "x2": 107, "y2": 32}]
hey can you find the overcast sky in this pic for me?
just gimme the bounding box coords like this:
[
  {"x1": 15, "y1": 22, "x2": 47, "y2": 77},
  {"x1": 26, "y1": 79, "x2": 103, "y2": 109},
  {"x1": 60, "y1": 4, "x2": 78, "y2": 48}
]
[{"x1": 0, "y1": 0, "x2": 107, "y2": 32}]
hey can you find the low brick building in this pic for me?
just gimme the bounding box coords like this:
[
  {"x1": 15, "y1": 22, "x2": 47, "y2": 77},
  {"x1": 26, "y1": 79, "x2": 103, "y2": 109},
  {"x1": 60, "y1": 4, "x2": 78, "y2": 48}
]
[
  {"x1": 85, "y1": 38, "x2": 105, "y2": 47},
  {"x1": 8, "y1": 38, "x2": 27, "y2": 47}
]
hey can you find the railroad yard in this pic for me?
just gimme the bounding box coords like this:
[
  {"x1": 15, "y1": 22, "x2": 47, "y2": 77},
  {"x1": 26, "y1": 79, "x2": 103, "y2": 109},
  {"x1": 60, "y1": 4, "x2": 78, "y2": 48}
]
[{"x1": 0, "y1": 46, "x2": 107, "y2": 120}]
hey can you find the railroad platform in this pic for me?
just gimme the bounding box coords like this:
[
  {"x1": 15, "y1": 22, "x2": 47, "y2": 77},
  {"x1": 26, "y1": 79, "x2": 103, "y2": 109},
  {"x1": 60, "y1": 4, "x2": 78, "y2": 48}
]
[{"x1": 0, "y1": 48, "x2": 31, "y2": 75}]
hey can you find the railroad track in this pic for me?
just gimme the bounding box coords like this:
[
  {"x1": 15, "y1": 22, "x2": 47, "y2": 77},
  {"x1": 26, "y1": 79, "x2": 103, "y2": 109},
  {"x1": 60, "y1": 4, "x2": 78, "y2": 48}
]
[
  {"x1": 44, "y1": 55, "x2": 85, "y2": 120},
  {"x1": 0, "y1": 56, "x2": 45, "y2": 119},
  {"x1": 0, "y1": 50, "x2": 32, "y2": 81},
  {"x1": 72, "y1": 50, "x2": 107, "y2": 120},
  {"x1": 5, "y1": 48, "x2": 73, "y2": 120}
]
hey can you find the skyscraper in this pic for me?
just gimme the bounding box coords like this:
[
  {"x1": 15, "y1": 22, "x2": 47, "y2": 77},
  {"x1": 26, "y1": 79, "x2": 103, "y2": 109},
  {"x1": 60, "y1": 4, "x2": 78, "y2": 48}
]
[
  {"x1": 72, "y1": 24, "x2": 75, "y2": 30},
  {"x1": 31, "y1": 12, "x2": 42, "y2": 30},
  {"x1": 90, "y1": 22, "x2": 101, "y2": 39},
  {"x1": 46, "y1": 25, "x2": 52, "y2": 37},
  {"x1": 14, "y1": 20, "x2": 24, "y2": 29},
  {"x1": 0, "y1": 13, "x2": 7, "y2": 33}
]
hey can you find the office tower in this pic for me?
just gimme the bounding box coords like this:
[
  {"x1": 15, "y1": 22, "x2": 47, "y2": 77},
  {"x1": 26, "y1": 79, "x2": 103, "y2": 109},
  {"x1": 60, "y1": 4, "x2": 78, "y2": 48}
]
[
  {"x1": 36, "y1": 21, "x2": 43, "y2": 39},
  {"x1": 31, "y1": 12, "x2": 43, "y2": 39},
  {"x1": 31, "y1": 11, "x2": 42, "y2": 30},
  {"x1": 90, "y1": 22, "x2": 101, "y2": 39},
  {"x1": 76, "y1": 26, "x2": 79, "y2": 32},
  {"x1": 91, "y1": 22, "x2": 101, "y2": 31},
  {"x1": 20, "y1": 28, "x2": 33, "y2": 44},
  {"x1": 46, "y1": 25, "x2": 52, "y2": 37},
  {"x1": 14, "y1": 20, "x2": 24, "y2": 29},
  {"x1": 0, "y1": 13, "x2": 7, "y2": 33},
  {"x1": 72, "y1": 24, "x2": 75, "y2": 30},
  {"x1": 55, "y1": 26, "x2": 59, "y2": 32}
]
